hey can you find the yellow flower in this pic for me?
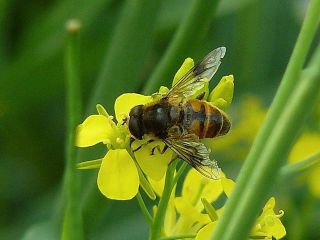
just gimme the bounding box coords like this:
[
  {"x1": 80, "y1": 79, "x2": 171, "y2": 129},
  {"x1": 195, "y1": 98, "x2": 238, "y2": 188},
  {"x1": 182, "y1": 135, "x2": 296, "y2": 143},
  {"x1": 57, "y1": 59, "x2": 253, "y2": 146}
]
[
  {"x1": 76, "y1": 95, "x2": 173, "y2": 200},
  {"x1": 288, "y1": 133, "x2": 320, "y2": 197},
  {"x1": 251, "y1": 197, "x2": 286, "y2": 239},
  {"x1": 150, "y1": 168, "x2": 233, "y2": 237},
  {"x1": 209, "y1": 75, "x2": 234, "y2": 111},
  {"x1": 196, "y1": 197, "x2": 286, "y2": 240}
]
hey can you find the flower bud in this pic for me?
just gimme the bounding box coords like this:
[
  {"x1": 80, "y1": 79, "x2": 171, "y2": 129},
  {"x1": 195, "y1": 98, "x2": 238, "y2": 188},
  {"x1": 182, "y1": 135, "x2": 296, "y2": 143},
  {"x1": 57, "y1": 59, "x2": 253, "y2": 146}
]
[
  {"x1": 209, "y1": 75, "x2": 234, "y2": 111},
  {"x1": 172, "y1": 58, "x2": 194, "y2": 86}
]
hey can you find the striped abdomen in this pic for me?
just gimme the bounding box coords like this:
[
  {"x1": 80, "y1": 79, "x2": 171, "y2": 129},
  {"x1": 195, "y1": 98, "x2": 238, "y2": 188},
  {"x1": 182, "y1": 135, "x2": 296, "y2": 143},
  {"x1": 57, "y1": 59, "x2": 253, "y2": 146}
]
[{"x1": 183, "y1": 99, "x2": 231, "y2": 139}]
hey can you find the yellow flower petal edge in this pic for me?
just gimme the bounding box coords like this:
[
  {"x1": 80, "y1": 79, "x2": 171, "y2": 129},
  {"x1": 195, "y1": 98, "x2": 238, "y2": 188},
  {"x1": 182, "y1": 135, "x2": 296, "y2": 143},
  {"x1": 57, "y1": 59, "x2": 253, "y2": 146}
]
[
  {"x1": 97, "y1": 149, "x2": 139, "y2": 200},
  {"x1": 221, "y1": 177, "x2": 235, "y2": 198},
  {"x1": 195, "y1": 221, "x2": 217, "y2": 240},
  {"x1": 75, "y1": 115, "x2": 115, "y2": 147},
  {"x1": 114, "y1": 93, "x2": 153, "y2": 123}
]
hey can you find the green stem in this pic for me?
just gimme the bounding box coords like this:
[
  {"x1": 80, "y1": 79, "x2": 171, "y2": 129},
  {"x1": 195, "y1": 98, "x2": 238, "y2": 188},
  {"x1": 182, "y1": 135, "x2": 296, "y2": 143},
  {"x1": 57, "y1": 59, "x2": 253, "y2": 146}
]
[
  {"x1": 150, "y1": 161, "x2": 177, "y2": 240},
  {"x1": 212, "y1": 0, "x2": 320, "y2": 239},
  {"x1": 136, "y1": 191, "x2": 153, "y2": 227},
  {"x1": 172, "y1": 162, "x2": 188, "y2": 187},
  {"x1": 278, "y1": 151, "x2": 320, "y2": 180},
  {"x1": 159, "y1": 234, "x2": 196, "y2": 240},
  {"x1": 61, "y1": 20, "x2": 84, "y2": 240},
  {"x1": 143, "y1": 0, "x2": 221, "y2": 94},
  {"x1": 213, "y1": 44, "x2": 320, "y2": 240}
]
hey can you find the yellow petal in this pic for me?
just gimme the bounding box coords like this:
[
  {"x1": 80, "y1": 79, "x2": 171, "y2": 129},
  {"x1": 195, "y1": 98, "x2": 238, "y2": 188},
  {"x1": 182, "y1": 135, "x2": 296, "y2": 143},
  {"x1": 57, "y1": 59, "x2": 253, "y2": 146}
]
[
  {"x1": 75, "y1": 115, "x2": 114, "y2": 147},
  {"x1": 114, "y1": 93, "x2": 152, "y2": 123},
  {"x1": 221, "y1": 177, "x2": 235, "y2": 198},
  {"x1": 195, "y1": 222, "x2": 217, "y2": 240},
  {"x1": 175, "y1": 197, "x2": 210, "y2": 225},
  {"x1": 97, "y1": 149, "x2": 139, "y2": 200},
  {"x1": 264, "y1": 217, "x2": 286, "y2": 239},
  {"x1": 182, "y1": 169, "x2": 223, "y2": 209},
  {"x1": 289, "y1": 133, "x2": 320, "y2": 163},
  {"x1": 149, "y1": 175, "x2": 166, "y2": 197},
  {"x1": 134, "y1": 139, "x2": 173, "y2": 180}
]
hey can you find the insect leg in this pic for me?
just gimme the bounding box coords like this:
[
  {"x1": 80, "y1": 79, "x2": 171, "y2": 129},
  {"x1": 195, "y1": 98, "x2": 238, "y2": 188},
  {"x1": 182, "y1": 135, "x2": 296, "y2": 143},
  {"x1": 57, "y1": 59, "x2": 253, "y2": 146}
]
[
  {"x1": 161, "y1": 145, "x2": 169, "y2": 154},
  {"x1": 150, "y1": 145, "x2": 161, "y2": 155},
  {"x1": 132, "y1": 139, "x2": 155, "y2": 152},
  {"x1": 150, "y1": 144, "x2": 169, "y2": 155},
  {"x1": 195, "y1": 92, "x2": 206, "y2": 100}
]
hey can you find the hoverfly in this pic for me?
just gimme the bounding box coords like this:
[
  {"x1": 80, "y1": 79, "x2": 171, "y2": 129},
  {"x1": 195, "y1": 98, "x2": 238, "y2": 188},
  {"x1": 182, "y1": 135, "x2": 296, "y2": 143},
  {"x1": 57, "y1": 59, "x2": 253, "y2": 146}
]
[{"x1": 126, "y1": 47, "x2": 230, "y2": 179}]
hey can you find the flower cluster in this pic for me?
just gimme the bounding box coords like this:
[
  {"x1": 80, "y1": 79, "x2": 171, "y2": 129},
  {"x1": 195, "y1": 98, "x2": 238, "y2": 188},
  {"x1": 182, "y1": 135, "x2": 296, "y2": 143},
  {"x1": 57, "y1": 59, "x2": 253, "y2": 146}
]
[{"x1": 150, "y1": 168, "x2": 286, "y2": 240}]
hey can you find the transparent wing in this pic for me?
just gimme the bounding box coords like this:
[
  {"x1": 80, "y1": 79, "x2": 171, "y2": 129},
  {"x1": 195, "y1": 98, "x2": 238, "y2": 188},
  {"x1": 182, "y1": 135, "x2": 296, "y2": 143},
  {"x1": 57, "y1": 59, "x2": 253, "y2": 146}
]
[
  {"x1": 165, "y1": 47, "x2": 226, "y2": 100},
  {"x1": 163, "y1": 134, "x2": 221, "y2": 179}
]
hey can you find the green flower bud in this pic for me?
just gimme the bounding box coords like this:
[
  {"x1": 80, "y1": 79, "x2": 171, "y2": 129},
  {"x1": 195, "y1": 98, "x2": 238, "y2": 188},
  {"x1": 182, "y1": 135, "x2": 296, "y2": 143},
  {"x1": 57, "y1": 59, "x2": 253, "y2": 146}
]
[{"x1": 209, "y1": 75, "x2": 234, "y2": 111}]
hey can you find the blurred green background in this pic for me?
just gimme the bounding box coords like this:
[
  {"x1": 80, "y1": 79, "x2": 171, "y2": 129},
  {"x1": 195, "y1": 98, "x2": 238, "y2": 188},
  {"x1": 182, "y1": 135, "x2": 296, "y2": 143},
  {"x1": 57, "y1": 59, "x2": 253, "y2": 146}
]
[{"x1": 1, "y1": 0, "x2": 319, "y2": 239}]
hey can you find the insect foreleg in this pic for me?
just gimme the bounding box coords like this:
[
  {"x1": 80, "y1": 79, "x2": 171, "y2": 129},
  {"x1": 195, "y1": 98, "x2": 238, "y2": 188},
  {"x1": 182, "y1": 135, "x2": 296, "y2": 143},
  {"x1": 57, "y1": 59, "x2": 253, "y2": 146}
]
[{"x1": 132, "y1": 139, "x2": 155, "y2": 152}]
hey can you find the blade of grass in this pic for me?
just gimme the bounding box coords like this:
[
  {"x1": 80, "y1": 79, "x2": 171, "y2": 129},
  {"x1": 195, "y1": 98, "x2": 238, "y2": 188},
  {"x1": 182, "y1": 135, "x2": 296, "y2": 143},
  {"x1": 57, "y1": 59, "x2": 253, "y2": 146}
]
[
  {"x1": 61, "y1": 20, "x2": 83, "y2": 240},
  {"x1": 213, "y1": 41, "x2": 320, "y2": 240},
  {"x1": 142, "y1": 0, "x2": 221, "y2": 94},
  {"x1": 213, "y1": 0, "x2": 320, "y2": 238}
]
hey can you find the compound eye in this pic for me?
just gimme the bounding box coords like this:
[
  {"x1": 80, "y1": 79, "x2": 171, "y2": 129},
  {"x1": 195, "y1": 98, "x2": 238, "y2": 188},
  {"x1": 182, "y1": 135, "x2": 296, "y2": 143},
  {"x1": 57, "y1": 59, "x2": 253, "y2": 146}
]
[
  {"x1": 128, "y1": 117, "x2": 143, "y2": 140},
  {"x1": 129, "y1": 105, "x2": 143, "y2": 117}
]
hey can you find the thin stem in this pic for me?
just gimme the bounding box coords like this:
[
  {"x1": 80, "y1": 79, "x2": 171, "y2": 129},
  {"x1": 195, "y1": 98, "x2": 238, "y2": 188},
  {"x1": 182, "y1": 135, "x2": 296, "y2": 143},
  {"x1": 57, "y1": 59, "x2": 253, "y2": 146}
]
[
  {"x1": 61, "y1": 19, "x2": 84, "y2": 240},
  {"x1": 159, "y1": 234, "x2": 196, "y2": 240},
  {"x1": 150, "y1": 161, "x2": 177, "y2": 240},
  {"x1": 128, "y1": 149, "x2": 157, "y2": 200},
  {"x1": 213, "y1": 42, "x2": 320, "y2": 240},
  {"x1": 172, "y1": 162, "x2": 188, "y2": 187},
  {"x1": 136, "y1": 191, "x2": 153, "y2": 227},
  {"x1": 143, "y1": 0, "x2": 221, "y2": 94},
  {"x1": 278, "y1": 151, "x2": 320, "y2": 180},
  {"x1": 212, "y1": 0, "x2": 320, "y2": 238}
]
